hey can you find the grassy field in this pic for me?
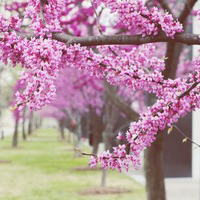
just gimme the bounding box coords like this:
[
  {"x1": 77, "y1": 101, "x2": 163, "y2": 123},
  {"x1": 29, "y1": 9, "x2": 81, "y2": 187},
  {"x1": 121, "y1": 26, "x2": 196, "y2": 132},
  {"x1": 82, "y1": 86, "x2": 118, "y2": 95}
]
[{"x1": 0, "y1": 128, "x2": 146, "y2": 200}]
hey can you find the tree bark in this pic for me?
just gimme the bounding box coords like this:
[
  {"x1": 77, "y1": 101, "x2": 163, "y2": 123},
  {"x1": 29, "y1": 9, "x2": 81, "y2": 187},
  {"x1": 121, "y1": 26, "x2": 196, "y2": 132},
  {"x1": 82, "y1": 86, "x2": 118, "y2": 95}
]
[
  {"x1": 144, "y1": 39, "x2": 185, "y2": 200},
  {"x1": 22, "y1": 121, "x2": 26, "y2": 141},
  {"x1": 144, "y1": 2, "x2": 195, "y2": 198},
  {"x1": 58, "y1": 118, "x2": 65, "y2": 140},
  {"x1": 101, "y1": 88, "x2": 117, "y2": 187},
  {"x1": 89, "y1": 108, "x2": 103, "y2": 155},
  {"x1": 12, "y1": 119, "x2": 19, "y2": 148},
  {"x1": 28, "y1": 112, "x2": 33, "y2": 135},
  {"x1": 144, "y1": 132, "x2": 166, "y2": 200},
  {"x1": 67, "y1": 130, "x2": 71, "y2": 144},
  {"x1": 92, "y1": 122, "x2": 103, "y2": 155},
  {"x1": 22, "y1": 107, "x2": 26, "y2": 141}
]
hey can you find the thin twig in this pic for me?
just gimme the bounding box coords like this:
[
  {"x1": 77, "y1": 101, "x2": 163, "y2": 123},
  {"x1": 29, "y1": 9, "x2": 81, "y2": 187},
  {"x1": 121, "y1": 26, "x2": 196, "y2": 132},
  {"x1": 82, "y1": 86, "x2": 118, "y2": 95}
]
[
  {"x1": 75, "y1": 148, "x2": 126, "y2": 159},
  {"x1": 157, "y1": 0, "x2": 175, "y2": 19},
  {"x1": 173, "y1": 125, "x2": 200, "y2": 148},
  {"x1": 91, "y1": 1, "x2": 103, "y2": 35},
  {"x1": 91, "y1": 0, "x2": 118, "y2": 57}
]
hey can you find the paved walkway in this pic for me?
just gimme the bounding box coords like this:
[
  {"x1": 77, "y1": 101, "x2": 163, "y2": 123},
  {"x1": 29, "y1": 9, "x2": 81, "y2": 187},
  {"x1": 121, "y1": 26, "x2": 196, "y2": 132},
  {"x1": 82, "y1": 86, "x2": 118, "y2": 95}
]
[
  {"x1": 124, "y1": 170, "x2": 200, "y2": 200},
  {"x1": 165, "y1": 178, "x2": 199, "y2": 200},
  {"x1": 92, "y1": 142, "x2": 200, "y2": 200},
  {"x1": 0, "y1": 110, "x2": 14, "y2": 138}
]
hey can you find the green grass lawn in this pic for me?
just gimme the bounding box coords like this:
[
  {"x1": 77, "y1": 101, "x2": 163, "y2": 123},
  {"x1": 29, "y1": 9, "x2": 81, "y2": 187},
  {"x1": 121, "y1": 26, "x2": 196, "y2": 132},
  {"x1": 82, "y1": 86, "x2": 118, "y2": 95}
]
[{"x1": 0, "y1": 128, "x2": 146, "y2": 200}]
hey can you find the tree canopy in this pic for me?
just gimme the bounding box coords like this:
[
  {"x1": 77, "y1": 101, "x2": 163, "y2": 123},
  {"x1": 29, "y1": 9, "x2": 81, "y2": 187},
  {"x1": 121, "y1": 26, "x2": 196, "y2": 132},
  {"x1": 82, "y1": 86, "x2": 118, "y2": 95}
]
[{"x1": 1, "y1": 0, "x2": 200, "y2": 173}]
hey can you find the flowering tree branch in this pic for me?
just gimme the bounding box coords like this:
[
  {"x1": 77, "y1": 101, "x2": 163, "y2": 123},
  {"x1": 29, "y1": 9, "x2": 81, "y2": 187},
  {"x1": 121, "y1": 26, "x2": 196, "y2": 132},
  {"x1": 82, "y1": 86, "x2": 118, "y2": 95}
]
[
  {"x1": 19, "y1": 32, "x2": 200, "y2": 46},
  {"x1": 178, "y1": 81, "x2": 200, "y2": 99}
]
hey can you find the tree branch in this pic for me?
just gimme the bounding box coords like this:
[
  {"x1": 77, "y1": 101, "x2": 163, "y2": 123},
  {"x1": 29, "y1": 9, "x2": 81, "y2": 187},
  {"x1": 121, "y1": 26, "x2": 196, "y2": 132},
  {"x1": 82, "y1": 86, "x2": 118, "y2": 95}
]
[
  {"x1": 177, "y1": 81, "x2": 200, "y2": 99},
  {"x1": 104, "y1": 82, "x2": 139, "y2": 122},
  {"x1": 173, "y1": 125, "x2": 200, "y2": 148},
  {"x1": 157, "y1": 0, "x2": 175, "y2": 18},
  {"x1": 52, "y1": 32, "x2": 200, "y2": 46},
  {"x1": 178, "y1": 0, "x2": 198, "y2": 24},
  {"x1": 16, "y1": 31, "x2": 200, "y2": 46}
]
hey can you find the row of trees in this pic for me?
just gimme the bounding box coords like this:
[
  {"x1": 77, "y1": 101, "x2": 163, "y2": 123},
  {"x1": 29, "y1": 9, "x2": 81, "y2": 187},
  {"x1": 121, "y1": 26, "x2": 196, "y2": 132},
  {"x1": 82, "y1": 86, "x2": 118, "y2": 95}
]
[{"x1": 11, "y1": 80, "x2": 40, "y2": 147}]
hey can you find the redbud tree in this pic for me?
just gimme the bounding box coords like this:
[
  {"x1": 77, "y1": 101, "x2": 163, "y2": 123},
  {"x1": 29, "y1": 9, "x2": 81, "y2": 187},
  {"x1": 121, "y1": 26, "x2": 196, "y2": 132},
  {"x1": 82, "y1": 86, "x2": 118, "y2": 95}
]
[
  {"x1": 1, "y1": 0, "x2": 200, "y2": 199},
  {"x1": 42, "y1": 67, "x2": 139, "y2": 154},
  {"x1": 42, "y1": 67, "x2": 105, "y2": 143}
]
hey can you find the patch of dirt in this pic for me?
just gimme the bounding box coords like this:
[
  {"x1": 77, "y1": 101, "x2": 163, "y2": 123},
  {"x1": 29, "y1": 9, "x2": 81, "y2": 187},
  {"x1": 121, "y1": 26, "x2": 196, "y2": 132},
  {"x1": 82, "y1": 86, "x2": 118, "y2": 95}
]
[
  {"x1": 0, "y1": 160, "x2": 11, "y2": 164},
  {"x1": 79, "y1": 187, "x2": 132, "y2": 195},
  {"x1": 73, "y1": 166, "x2": 103, "y2": 171}
]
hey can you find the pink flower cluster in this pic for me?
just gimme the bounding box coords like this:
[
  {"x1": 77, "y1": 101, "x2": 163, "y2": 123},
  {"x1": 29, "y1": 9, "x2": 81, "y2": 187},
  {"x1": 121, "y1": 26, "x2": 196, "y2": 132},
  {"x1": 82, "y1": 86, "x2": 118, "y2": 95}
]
[
  {"x1": 94, "y1": 0, "x2": 183, "y2": 37},
  {"x1": 0, "y1": 15, "x2": 22, "y2": 65},
  {"x1": 4, "y1": 0, "x2": 184, "y2": 39},
  {"x1": 5, "y1": 2, "x2": 28, "y2": 12},
  {"x1": 15, "y1": 37, "x2": 66, "y2": 110},
  {"x1": 0, "y1": 18, "x2": 66, "y2": 110},
  {"x1": 25, "y1": 0, "x2": 65, "y2": 36},
  {"x1": 51, "y1": 67, "x2": 104, "y2": 116},
  {"x1": 90, "y1": 145, "x2": 141, "y2": 172}
]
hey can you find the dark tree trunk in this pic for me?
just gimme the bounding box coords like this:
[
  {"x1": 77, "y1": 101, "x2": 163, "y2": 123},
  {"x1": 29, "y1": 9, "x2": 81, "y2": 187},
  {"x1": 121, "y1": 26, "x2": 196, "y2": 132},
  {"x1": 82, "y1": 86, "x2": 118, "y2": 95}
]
[
  {"x1": 12, "y1": 119, "x2": 19, "y2": 148},
  {"x1": 22, "y1": 121, "x2": 26, "y2": 141},
  {"x1": 28, "y1": 112, "x2": 33, "y2": 135},
  {"x1": 144, "y1": 132, "x2": 166, "y2": 200},
  {"x1": 144, "y1": 41, "x2": 183, "y2": 200},
  {"x1": 58, "y1": 118, "x2": 65, "y2": 140},
  {"x1": 101, "y1": 89, "x2": 117, "y2": 187},
  {"x1": 89, "y1": 108, "x2": 103, "y2": 155},
  {"x1": 22, "y1": 107, "x2": 26, "y2": 141},
  {"x1": 67, "y1": 131, "x2": 71, "y2": 144},
  {"x1": 142, "y1": 3, "x2": 195, "y2": 200},
  {"x1": 92, "y1": 122, "x2": 103, "y2": 155},
  {"x1": 69, "y1": 118, "x2": 78, "y2": 153}
]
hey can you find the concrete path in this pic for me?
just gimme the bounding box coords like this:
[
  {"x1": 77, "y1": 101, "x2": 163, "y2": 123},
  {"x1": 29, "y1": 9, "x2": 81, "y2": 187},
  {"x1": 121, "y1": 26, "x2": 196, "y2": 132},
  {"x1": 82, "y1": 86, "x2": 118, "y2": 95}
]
[
  {"x1": 124, "y1": 170, "x2": 200, "y2": 200},
  {"x1": 0, "y1": 109, "x2": 15, "y2": 138},
  {"x1": 165, "y1": 178, "x2": 199, "y2": 200},
  {"x1": 95, "y1": 142, "x2": 200, "y2": 200}
]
